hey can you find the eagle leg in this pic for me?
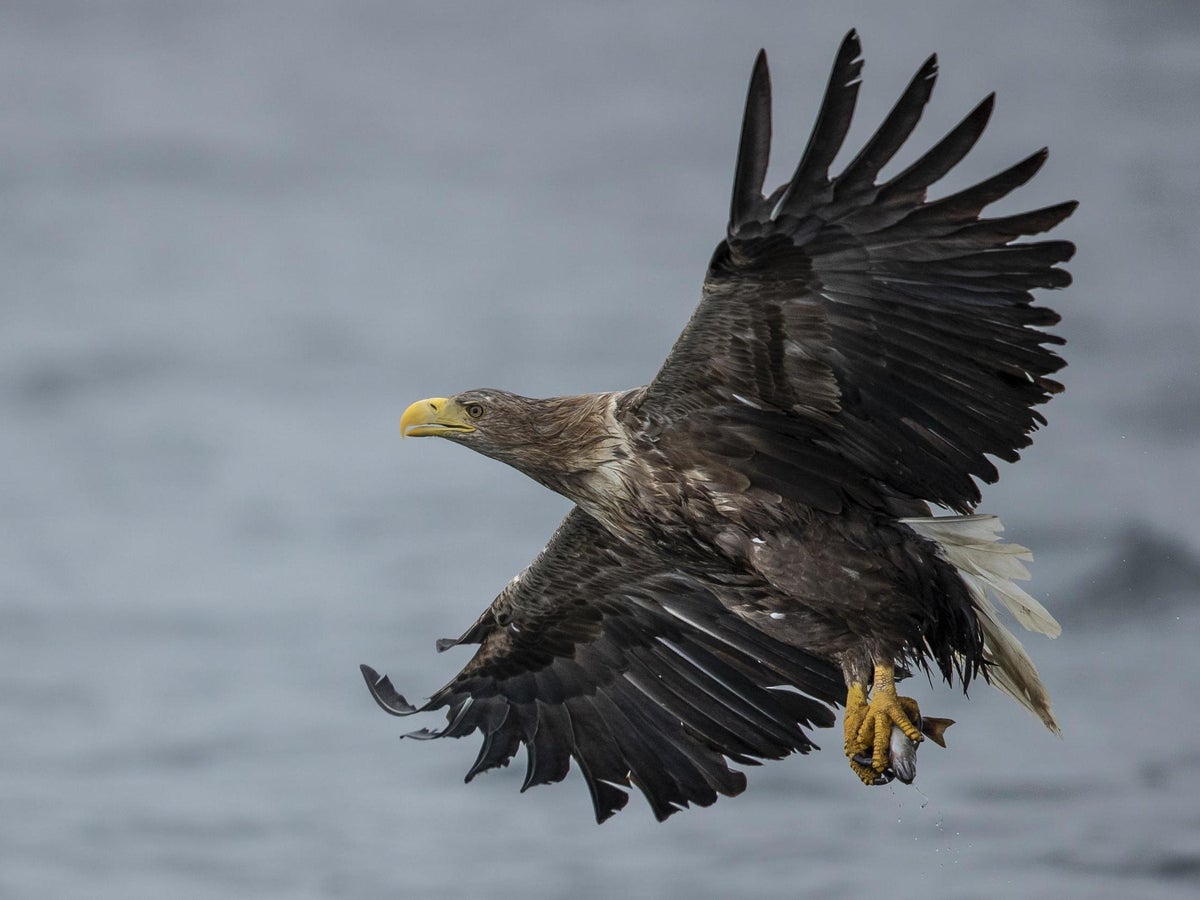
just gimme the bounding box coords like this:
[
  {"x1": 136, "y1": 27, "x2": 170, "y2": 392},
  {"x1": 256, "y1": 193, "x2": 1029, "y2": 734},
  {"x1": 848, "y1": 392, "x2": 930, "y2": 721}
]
[
  {"x1": 845, "y1": 662, "x2": 924, "y2": 781},
  {"x1": 843, "y1": 680, "x2": 889, "y2": 785},
  {"x1": 843, "y1": 681, "x2": 871, "y2": 758}
]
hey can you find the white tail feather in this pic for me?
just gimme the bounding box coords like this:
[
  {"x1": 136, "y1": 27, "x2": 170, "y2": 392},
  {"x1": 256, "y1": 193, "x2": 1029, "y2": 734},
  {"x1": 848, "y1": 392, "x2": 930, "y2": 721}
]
[
  {"x1": 901, "y1": 514, "x2": 1060, "y2": 637},
  {"x1": 902, "y1": 514, "x2": 1061, "y2": 733}
]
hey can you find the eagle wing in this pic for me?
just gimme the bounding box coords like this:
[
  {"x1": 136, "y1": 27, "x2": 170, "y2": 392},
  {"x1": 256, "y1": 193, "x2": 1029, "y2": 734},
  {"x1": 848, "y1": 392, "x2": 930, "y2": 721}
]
[
  {"x1": 361, "y1": 507, "x2": 842, "y2": 822},
  {"x1": 640, "y1": 30, "x2": 1076, "y2": 514}
]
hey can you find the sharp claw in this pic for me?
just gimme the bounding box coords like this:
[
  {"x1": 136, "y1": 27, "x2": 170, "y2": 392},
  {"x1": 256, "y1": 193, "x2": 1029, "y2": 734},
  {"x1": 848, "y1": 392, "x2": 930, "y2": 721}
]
[
  {"x1": 849, "y1": 755, "x2": 894, "y2": 786},
  {"x1": 844, "y1": 669, "x2": 948, "y2": 786}
]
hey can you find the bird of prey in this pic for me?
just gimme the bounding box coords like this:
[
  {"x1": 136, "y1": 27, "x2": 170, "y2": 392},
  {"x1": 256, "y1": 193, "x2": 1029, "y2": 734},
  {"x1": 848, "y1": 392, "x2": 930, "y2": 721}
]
[{"x1": 361, "y1": 29, "x2": 1074, "y2": 822}]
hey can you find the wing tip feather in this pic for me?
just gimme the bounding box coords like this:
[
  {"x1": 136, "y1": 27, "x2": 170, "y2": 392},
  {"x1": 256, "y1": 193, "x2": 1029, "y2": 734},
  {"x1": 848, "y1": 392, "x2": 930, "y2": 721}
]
[
  {"x1": 730, "y1": 46, "x2": 774, "y2": 228},
  {"x1": 360, "y1": 664, "x2": 421, "y2": 716}
]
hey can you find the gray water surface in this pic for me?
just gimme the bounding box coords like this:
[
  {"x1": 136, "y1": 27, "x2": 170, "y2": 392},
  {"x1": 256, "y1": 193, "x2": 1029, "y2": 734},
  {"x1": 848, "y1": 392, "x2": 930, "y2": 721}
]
[{"x1": 4, "y1": 3, "x2": 1199, "y2": 898}]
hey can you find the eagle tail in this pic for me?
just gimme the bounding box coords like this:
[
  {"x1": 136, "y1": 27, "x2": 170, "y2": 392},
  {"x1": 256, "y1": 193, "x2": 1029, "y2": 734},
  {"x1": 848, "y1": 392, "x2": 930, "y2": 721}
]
[{"x1": 901, "y1": 514, "x2": 1061, "y2": 734}]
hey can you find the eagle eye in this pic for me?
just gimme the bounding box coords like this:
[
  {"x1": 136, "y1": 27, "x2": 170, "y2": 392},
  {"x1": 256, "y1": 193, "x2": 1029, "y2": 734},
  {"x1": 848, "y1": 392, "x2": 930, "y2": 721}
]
[{"x1": 465, "y1": 402, "x2": 485, "y2": 419}]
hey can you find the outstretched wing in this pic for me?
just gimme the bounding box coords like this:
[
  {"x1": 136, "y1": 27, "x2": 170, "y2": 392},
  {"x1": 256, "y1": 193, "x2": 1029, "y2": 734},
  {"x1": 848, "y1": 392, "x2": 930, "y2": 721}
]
[
  {"x1": 640, "y1": 30, "x2": 1076, "y2": 514},
  {"x1": 361, "y1": 508, "x2": 842, "y2": 823}
]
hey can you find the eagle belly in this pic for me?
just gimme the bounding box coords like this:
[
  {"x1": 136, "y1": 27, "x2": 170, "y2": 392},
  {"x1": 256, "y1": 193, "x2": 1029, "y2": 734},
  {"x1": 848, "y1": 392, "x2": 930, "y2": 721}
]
[
  {"x1": 640, "y1": 478, "x2": 984, "y2": 681},
  {"x1": 736, "y1": 517, "x2": 983, "y2": 669},
  {"x1": 567, "y1": 411, "x2": 984, "y2": 683}
]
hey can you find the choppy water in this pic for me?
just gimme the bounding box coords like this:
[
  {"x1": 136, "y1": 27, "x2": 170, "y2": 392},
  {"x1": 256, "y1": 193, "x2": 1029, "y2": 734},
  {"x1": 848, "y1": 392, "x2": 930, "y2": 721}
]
[{"x1": 3, "y1": 2, "x2": 1199, "y2": 898}]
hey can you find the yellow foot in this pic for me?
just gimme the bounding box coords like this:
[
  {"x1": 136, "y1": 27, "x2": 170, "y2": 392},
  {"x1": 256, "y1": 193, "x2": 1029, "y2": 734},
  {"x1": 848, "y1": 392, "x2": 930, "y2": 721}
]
[
  {"x1": 846, "y1": 663, "x2": 923, "y2": 778},
  {"x1": 848, "y1": 755, "x2": 887, "y2": 786},
  {"x1": 843, "y1": 682, "x2": 887, "y2": 785},
  {"x1": 843, "y1": 682, "x2": 870, "y2": 758},
  {"x1": 856, "y1": 671, "x2": 923, "y2": 774},
  {"x1": 842, "y1": 679, "x2": 893, "y2": 784}
]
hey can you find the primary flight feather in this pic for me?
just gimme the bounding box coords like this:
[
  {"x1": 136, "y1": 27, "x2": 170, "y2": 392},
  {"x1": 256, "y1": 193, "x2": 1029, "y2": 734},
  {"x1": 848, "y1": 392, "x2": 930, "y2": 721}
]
[{"x1": 362, "y1": 29, "x2": 1075, "y2": 822}]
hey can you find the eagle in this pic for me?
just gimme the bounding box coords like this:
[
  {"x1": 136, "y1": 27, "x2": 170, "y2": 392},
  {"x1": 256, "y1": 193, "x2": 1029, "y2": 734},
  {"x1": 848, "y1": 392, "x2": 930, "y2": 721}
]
[{"x1": 361, "y1": 30, "x2": 1074, "y2": 822}]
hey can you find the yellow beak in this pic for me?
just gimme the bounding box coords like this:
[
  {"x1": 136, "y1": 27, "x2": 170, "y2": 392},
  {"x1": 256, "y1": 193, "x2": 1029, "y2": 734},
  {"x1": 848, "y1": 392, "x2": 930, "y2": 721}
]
[{"x1": 400, "y1": 397, "x2": 476, "y2": 438}]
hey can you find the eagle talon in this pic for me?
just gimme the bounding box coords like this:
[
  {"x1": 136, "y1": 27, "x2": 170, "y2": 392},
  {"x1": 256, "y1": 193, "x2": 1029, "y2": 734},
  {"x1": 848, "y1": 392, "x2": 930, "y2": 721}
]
[
  {"x1": 856, "y1": 691, "x2": 922, "y2": 773},
  {"x1": 852, "y1": 750, "x2": 896, "y2": 780},
  {"x1": 844, "y1": 676, "x2": 905, "y2": 785},
  {"x1": 849, "y1": 755, "x2": 894, "y2": 786},
  {"x1": 844, "y1": 663, "x2": 924, "y2": 777},
  {"x1": 843, "y1": 681, "x2": 871, "y2": 758}
]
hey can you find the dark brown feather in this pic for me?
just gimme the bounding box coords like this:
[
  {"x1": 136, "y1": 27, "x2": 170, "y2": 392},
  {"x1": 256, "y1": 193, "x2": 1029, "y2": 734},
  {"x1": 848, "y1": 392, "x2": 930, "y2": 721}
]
[
  {"x1": 641, "y1": 39, "x2": 1073, "y2": 515},
  {"x1": 364, "y1": 32, "x2": 1073, "y2": 821},
  {"x1": 362, "y1": 509, "x2": 841, "y2": 823}
]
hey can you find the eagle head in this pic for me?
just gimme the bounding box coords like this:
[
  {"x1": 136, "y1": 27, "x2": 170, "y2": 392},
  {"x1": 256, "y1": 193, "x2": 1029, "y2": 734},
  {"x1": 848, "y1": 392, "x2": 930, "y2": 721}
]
[{"x1": 400, "y1": 390, "x2": 622, "y2": 495}]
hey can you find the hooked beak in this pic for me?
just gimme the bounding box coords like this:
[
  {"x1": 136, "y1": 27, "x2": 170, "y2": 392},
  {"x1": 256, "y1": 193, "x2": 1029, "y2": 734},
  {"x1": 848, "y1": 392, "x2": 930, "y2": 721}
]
[{"x1": 400, "y1": 397, "x2": 477, "y2": 438}]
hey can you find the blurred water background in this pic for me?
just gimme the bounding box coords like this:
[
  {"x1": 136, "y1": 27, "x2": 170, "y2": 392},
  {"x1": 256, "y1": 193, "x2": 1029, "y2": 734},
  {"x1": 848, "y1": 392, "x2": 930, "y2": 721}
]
[{"x1": 3, "y1": 2, "x2": 1199, "y2": 898}]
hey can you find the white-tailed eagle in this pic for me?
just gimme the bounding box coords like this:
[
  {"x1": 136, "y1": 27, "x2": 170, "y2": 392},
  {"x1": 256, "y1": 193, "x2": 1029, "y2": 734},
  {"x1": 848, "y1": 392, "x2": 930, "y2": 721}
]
[{"x1": 361, "y1": 29, "x2": 1073, "y2": 821}]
